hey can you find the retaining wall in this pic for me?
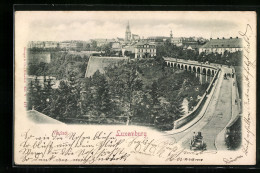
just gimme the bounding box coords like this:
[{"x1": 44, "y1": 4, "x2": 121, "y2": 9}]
[
  {"x1": 173, "y1": 69, "x2": 220, "y2": 129},
  {"x1": 224, "y1": 68, "x2": 242, "y2": 140}
]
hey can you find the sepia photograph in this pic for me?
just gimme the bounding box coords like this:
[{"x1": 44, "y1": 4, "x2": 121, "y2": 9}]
[{"x1": 14, "y1": 11, "x2": 256, "y2": 165}]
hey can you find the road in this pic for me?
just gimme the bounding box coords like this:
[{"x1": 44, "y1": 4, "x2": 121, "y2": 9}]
[{"x1": 167, "y1": 67, "x2": 234, "y2": 151}]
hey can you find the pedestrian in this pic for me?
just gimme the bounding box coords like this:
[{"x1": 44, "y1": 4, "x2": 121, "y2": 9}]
[{"x1": 193, "y1": 132, "x2": 196, "y2": 140}]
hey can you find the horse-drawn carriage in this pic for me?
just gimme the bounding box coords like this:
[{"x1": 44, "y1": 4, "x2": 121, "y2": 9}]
[
  {"x1": 224, "y1": 73, "x2": 228, "y2": 80},
  {"x1": 190, "y1": 132, "x2": 207, "y2": 151}
]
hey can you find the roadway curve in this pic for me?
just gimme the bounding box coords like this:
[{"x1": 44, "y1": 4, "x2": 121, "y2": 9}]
[{"x1": 167, "y1": 66, "x2": 233, "y2": 151}]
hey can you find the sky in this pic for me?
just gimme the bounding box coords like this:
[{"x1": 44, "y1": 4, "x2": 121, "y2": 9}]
[{"x1": 16, "y1": 11, "x2": 255, "y2": 41}]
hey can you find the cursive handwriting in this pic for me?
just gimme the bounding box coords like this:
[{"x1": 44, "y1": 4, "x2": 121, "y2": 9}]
[
  {"x1": 18, "y1": 129, "x2": 217, "y2": 164},
  {"x1": 239, "y1": 24, "x2": 255, "y2": 157},
  {"x1": 18, "y1": 130, "x2": 130, "y2": 164},
  {"x1": 223, "y1": 155, "x2": 243, "y2": 164},
  {"x1": 126, "y1": 136, "x2": 191, "y2": 161}
]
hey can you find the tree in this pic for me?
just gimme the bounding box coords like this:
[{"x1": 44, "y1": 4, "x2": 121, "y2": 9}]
[
  {"x1": 124, "y1": 50, "x2": 130, "y2": 56},
  {"x1": 124, "y1": 63, "x2": 143, "y2": 124},
  {"x1": 91, "y1": 40, "x2": 97, "y2": 49},
  {"x1": 27, "y1": 80, "x2": 38, "y2": 110},
  {"x1": 51, "y1": 80, "x2": 71, "y2": 118},
  {"x1": 91, "y1": 70, "x2": 113, "y2": 117},
  {"x1": 67, "y1": 72, "x2": 81, "y2": 117},
  {"x1": 105, "y1": 61, "x2": 144, "y2": 124},
  {"x1": 95, "y1": 71, "x2": 112, "y2": 114},
  {"x1": 101, "y1": 44, "x2": 112, "y2": 56},
  {"x1": 150, "y1": 81, "x2": 160, "y2": 105},
  {"x1": 46, "y1": 72, "x2": 82, "y2": 119},
  {"x1": 81, "y1": 77, "x2": 94, "y2": 115},
  {"x1": 40, "y1": 76, "x2": 55, "y2": 115},
  {"x1": 36, "y1": 62, "x2": 48, "y2": 76},
  {"x1": 85, "y1": 43, "x2": 91, "y2": 50}
]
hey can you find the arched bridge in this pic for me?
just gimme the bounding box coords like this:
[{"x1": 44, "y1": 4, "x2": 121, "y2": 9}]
[
  {"x1": 164, "y1": 57, "x2": 241, "y2": 151},
  {"x1": 163, "y1": 57, "x2": 218, "y2": 77}
]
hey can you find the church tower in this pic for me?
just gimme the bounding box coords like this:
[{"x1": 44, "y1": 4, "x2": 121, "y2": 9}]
[
  {"x1": 125, "y1": 21, "x2": 131, "y2": 42},
  {"x1": 170, "y1": 30, "x2": 173, "y2": 43}
]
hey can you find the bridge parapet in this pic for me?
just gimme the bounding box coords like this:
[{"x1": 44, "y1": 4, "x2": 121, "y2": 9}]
[
  {"x1": 164, "y1": 57, "x2": 219, "y2": 76},
  {"x1": 173, "y1": 68, "x2": 220, "y2": 129}
]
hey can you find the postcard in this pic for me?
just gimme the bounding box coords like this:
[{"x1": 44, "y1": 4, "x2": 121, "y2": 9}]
[{"x1": 14, "y1": 11, "x2": 256, "y2": 165}]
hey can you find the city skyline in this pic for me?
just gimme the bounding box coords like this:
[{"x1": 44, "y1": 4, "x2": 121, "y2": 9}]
[{"x1": 16, "y1": 11, "x2": 252, "y2": 41}]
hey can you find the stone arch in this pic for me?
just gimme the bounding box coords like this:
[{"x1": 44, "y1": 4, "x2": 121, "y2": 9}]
[
  {"x1": 184, "y1": 65, "x2": 188, "y2": 70},
  {"x1": 174, "y1": 63, "x2": 177, "y2": 68},
  {"x1": 188, "y1": 66, "x2": 192, "y2": 71},
  {"x1": 197, "y1": 67, "x2": 201, "y2": 74},
  {"x1": 207, "y1": 69, "x2": 211, "y2": 76},
  {"x1": 202, "y1": 68, "x2": 207, "y2": 75},
  {"x1": 193, "y1": 66, "x2": 197, "y2": 73},
  {"x1": 212, "y1": 70, "x2": 215, "y2": 76},
  {"x1": 177, "y1": 64, "x2": 180, "y2": 69},
  {"x1": 181, "y1": 64, "x2": 184, "y2": 69}
]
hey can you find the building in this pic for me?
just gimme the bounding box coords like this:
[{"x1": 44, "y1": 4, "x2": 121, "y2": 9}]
[
  {"x1": 172, "y1": 37, "x2": 204, "y2": 47},
  {"x1": 145, "y1": 31, "x2": 173, "y2": 46},
  {"x1": 132, "y1": 34, "x2": 140, "y2": 41},
  {"x1": 181, "y1": 37, "x2": 198, "y2": 47},
  {"x1": 124, "y1": 22, "x2": 141, "y2": 43},
  {"x1": 122, "y1": 44, "x2": 136, "y2": 56},
  {"x1": 196, "y1": 37, "x2": 208, "y2": 44},
  {"x1": 172, "y1": 37, "x2": 183, "y2": 46},
  {"x1": 116, "y1": 37, "x2": 125, "y2": 43},
  {"x1": 184, "y1": 44, "x2": 201, "y2": 51},
  {"x1": 147, "y1": 30, "x2": 173, "y2": 45},
  {"x1": 199, "y1": 37, "x2": 243, "y2": 54},
  {"x1": 125, "y1": 21, "x2": 132, "y2": 42},
  {"x1": 27, "y1": 41, "x2": 59, "y2": 49},
  {"x1": 27, "y1": 41, "x2": 45, "y2": 49},
  {"x1": 44, "y1": 41, "x2": 59, "y2": 49},
  {"x1": 147, "y1": 36, "x2": 171, "y2": 42},
  {"x1": 59, "y1": 41, "x2": 71, "y2": 50},
  {"x1": 70, "y1": 42, "x2": 84, "y2": 51},
  {"x1": 111, "y1": 42, "x2": 122, "y2": 51},
  {"x1": 91, "y1": 39, "x2": 115, "y2": 47},
  {"x1": 134, "y1": 41, "x2": 156, "y2": 58}
]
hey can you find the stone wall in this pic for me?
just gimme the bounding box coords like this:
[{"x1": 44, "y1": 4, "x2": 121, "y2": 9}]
[
  {"x1": 173, "y1": 69, "x2": 220, "y2": 129},
  {"x1": 85, "y1": 56, "x2": 129, "y2": 77}
]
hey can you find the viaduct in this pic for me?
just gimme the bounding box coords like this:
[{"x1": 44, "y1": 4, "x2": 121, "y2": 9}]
[
  {"x1": 163, "y1": 57, "x2": 221, "y2": 129},
  {"x1": 164, "y1": 57, "x2": 218, "y2": 78}
]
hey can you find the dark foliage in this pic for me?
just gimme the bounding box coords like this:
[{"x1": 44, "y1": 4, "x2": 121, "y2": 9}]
[
  {"x1": 27, "y1": 54, "x2": 209, "y2": 130},
  {"x1": 156, "y1": 44, "x2": 243, "y2": 66}
]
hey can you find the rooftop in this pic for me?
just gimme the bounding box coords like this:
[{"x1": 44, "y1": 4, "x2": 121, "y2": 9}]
[
  {"x1": 147, "y1": 36, "x2": 171, "y2": 39},
  {"x1": 91, "y1": 38, "x2": 116, "y2": 43},
  {"x1": 201, "y1": 37, "x2": 242, "y2": 48},
  {"x1": 135, "y1": 40, "x2": 156, "y2": 46}
]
